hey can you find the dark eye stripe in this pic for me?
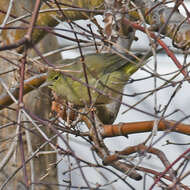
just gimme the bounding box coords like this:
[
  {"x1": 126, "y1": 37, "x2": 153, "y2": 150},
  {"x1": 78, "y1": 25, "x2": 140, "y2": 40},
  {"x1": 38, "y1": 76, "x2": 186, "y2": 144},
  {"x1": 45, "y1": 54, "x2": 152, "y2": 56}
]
[{"x1": 53, "y1": 75, "x2": 59, "y2": 81}]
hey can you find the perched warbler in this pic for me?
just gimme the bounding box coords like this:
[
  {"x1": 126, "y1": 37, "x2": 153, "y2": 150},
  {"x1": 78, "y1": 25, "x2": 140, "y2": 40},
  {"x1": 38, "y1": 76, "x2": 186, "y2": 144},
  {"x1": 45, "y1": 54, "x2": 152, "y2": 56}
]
[{"x1": 47, "y1": 52, "x2": 152, "y2": 124}]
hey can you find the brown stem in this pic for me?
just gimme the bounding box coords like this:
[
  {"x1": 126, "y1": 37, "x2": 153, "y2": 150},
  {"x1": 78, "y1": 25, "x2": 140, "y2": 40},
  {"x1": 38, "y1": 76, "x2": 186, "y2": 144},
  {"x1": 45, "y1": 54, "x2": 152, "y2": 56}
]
[{"x1": 102, "y1": 120, "x2": 190, "y2": 138}]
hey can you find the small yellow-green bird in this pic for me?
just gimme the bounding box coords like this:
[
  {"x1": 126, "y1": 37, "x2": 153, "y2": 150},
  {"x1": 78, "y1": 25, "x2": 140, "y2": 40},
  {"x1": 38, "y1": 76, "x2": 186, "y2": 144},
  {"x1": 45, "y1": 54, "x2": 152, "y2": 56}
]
[{"x1": 47, "y1": 52, "x2": 152, "y2": 124}]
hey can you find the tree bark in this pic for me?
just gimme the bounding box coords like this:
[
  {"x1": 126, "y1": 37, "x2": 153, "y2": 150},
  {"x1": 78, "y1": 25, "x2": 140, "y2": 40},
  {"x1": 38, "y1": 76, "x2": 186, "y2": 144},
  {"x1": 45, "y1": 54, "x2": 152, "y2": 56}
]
[{"x1": 0, "y1": 1, "x2": 61, "y2": 189}]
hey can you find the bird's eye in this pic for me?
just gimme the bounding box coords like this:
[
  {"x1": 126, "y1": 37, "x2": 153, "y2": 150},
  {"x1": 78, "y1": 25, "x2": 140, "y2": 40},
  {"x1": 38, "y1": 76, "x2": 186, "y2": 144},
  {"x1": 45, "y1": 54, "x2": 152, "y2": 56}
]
[{"x1": 53, "y1": 75, "x2": 59, "y2": 81}]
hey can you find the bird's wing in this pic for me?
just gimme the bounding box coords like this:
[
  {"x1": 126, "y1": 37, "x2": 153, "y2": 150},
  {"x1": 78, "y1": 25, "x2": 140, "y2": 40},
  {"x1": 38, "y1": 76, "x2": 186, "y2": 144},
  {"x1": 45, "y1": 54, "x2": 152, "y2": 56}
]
[
  {"x1": 103, "y1": 51, "x2": 154, "y2": 75},
  {"x1": 103, "y1": 53, "x2": 143, "y2": 74}
]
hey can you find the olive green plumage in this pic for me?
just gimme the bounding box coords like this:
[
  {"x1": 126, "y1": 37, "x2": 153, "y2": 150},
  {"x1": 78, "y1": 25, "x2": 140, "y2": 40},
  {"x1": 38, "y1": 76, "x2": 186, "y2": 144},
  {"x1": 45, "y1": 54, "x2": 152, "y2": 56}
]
[{"x1": 47, "y1": 52, "x2": 151, "y2": 124}]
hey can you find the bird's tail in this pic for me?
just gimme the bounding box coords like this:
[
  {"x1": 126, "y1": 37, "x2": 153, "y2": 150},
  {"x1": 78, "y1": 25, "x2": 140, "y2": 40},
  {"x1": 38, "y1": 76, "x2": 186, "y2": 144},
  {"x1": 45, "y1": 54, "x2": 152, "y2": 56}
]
[{"x1": 122, "y1": 49, "x2": 162, "y2": 76}]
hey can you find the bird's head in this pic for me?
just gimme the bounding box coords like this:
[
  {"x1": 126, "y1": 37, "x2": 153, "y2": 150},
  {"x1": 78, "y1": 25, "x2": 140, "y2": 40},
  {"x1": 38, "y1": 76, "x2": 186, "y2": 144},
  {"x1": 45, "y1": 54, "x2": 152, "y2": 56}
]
[{"x1": 47, "y1": 70, "x2": 62, "y2": 90}]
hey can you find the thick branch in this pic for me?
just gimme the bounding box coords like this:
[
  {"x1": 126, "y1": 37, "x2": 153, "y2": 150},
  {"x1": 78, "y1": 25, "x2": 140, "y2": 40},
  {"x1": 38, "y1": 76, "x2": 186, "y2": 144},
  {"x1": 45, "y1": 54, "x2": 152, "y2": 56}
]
[
  {"x1": 0, "y1": 73, "x2": 47, "y2": 109},
  {"x1": 101, "y1": 120, "x2": 190, "y2": 138}
]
